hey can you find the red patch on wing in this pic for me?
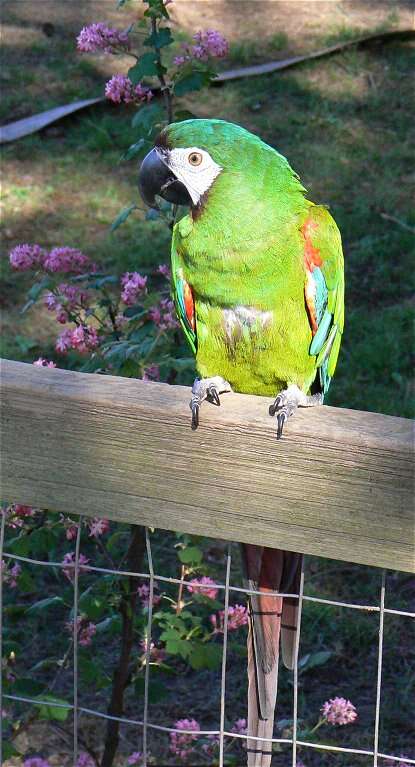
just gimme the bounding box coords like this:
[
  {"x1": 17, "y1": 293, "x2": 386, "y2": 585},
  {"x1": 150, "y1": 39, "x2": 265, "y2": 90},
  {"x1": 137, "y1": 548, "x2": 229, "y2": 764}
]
[
  {"x1": 305, "y1": 272, "x2": 318, "y2": 335},
  {"x1": 183, "y1": 281, "x2": 195, "y2": 331},
  {"x1": 301, "y1": 218, "x2": 322, "y2": 271}
]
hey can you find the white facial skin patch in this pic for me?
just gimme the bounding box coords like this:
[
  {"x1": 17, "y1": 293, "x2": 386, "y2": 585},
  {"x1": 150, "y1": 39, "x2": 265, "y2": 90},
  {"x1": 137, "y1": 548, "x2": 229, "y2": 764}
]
[{"x1": 161, "y1": 147, "x2": 222, "y2": 206}]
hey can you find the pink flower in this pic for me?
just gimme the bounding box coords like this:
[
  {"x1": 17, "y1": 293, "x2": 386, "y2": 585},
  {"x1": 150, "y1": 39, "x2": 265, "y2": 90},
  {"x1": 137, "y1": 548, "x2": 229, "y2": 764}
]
[
  {"x1": 137, "y1": 582, "x2": 161, "y2": 608},
  {"x1": 88, "y1": 517, "x2": 110, "y2": 538},
  {"x1": 140, "y1": 637, "x2": 165, "y2": 663},
  {"x1": 175, "y1": 29, "x2": 228, "y2": 67},
  {"x1": 60, "y1": 516, "x2": 79, "y2": 541},
  {"x1": 210, "y1": 604, "x2": 248, "y2": 632},
  {"x1": 187, "y1": 576, "x2": 218, "y2": 600},
  {"x1": 232, "y1": 718, "x2": 247, "y2": 735},
  {"x1": 43, "y1": 247, "x2": 95, "y2": 274},
  {"x1": 148, "y1": 298, "x2": 178, "y2": 330},
  {"x1": 194, "y1": 29, "x2": 228, "y2": 57},
  {"x1": 9, "y1": 243, "x2": 44, "y2": 271},
  {"x1": 1, "y1": 560, "x2": 21, "y2": 588},
  {"x1": 142, "y1": 364, "x2": 160, "y2": 382},
  {"x1": 173, "y1": 55, "x2": 187, "y2": 67},
  {"x1": 127, "y1": 754, "x2": 143, "y2": 766},
  {"x1": 120, "y1": 271, "x2": 148, "y2": 305},
  {"x1": 33, "y1": 358, "x2": 56, "y2": 368},
  {"x1": 169, "y1": 719, "x2": 200, "y2": 760},
  {"x1": 23, "y1": 759, "x2": 51, "y2": 767},
  {"x1": 62, "y1": 552, "x2": 90, "y2": 581},
  {"x1": 76, "y1": 754, "x2": 95, "y2": 767},
  {"x1": 157, "y1": 263, "x2": 171, "y2": 279},
  {"x1": 55, "y1": 328, "x2": 73, "y2": 353},
  {"x1": 77, "y1": 23, "x2": 130, "y2": 54},
  {"x1": 105, "y1": 75, "x2": 152, "y2": 104},
  {"x1": 6, "y1": 503, "x2": 36, "y2": 528},
  {"x1": 55, "y1": 325, "x2": 99, "y2": 354},
  {"x1": 105, "y1": 74, "x2": 134, "y2": 104},
  {"x1": 321, "y1": 697, "x2": 357, "y2": 726},
  {"x1": 66, "y1": 617, "x2": 97, "y2": 647}
]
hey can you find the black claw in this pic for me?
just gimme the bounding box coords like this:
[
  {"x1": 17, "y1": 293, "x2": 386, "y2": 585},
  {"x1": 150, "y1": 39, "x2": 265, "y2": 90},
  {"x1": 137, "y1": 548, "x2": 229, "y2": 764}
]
[
  {"x1": 191, "y1": 404, "x2": 199, "y2": 430},
  {"x1": 276, "y1": 411, "x2": 287, "y2": 440},
  {"x1": 207, "y1": 386, "x2": 221, "y2": 406}
]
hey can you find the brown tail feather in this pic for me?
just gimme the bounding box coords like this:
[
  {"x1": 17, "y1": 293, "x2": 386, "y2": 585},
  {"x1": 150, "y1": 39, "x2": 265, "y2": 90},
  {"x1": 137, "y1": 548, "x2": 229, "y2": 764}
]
[{"x1": 243, "y1": 545, "x2": 303, "y2": 766}]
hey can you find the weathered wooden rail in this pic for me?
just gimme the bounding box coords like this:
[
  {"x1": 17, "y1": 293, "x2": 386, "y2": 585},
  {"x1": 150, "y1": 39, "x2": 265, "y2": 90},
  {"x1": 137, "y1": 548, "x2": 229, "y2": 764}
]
[{"x1": 1, "y1": 359, "x2": 414, "y2": 572}]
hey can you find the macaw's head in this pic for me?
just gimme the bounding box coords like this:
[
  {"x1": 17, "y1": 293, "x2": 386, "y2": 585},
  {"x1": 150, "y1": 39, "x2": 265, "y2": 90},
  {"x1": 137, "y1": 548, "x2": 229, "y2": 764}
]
[{"x1": 138, "y1": 118, "x2": 304, "y2": 213}]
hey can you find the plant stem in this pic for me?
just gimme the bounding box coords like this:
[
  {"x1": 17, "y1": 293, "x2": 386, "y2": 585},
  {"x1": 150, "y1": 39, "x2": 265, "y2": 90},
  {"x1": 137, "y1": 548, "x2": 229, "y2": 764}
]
[
  {"x1": 100, "y1": 525, "x2": 146, "y2": 767},
  {"x1": 151, "y1": 17, "x2": 173, "y2": 123}
]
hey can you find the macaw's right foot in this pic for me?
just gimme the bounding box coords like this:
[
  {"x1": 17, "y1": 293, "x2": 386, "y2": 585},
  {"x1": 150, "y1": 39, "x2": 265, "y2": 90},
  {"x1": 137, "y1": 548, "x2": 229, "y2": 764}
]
[{"x1": 190, "y1": 376, "x2": 232, "y2": 430}]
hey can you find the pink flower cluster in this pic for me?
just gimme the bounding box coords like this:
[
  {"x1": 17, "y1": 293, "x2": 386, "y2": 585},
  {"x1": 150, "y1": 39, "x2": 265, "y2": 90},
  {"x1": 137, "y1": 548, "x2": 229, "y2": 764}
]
[
  {"x1": 148, "y1": 298, "x2": 178, "y2": 330},
  {"x1": 66, "y1": 616, "x2": 97, "y2": 647},
  {"x1": 142, "y1": 364, "x2": 160, "y2": 382},
  {"x1": 77, "y1": 22, "x2": 130, "y2": 53},
  {"x1": 9, "y1": 243, "x2": 44, "y2": 270},
  {"x1": 211, "y1": 604, "x2": 249, "y2": 632},
  {"x1": 9, "y1": 244, "x2": 95, "y2": 275},
  {"x1": 56, "y1": 325, "x2": 99, "y2": 354},
  {"x1": 33, "y1": 358, "x2": 56, "y2": 368},
  {"x1": 187, "y1": 576, "x2": 218, "y2": 600},
  {"x1": 121, "y1": 271, "x2": 148, "y2": 305},
  {"x1": 169, "y1": 719, "x2": 200, "y2": 761},
  {"x1": 137, "y1": 582, "x2": 161, "y2": 608},
  {"x1": 62, "y1": 552, "x2": 90, "y2": 581},
  {"x1": 6, "y1": 503, "x2": 36, "y2": 528},
  {"x1": 45, "y1": 283, "x2": 90, "y2": 324},
  {"x1": 1, "y1": 559, "x2": 21, "y2": 588},
  {"x1": 105, "y1": 75, "x2": 153, "y2": 105},
  {"x1": 174, "y1": 29, "x2": 228, "y2": 66},
  {"x1": 321, "y1": 697, "x2": 357, "y2": 726}
]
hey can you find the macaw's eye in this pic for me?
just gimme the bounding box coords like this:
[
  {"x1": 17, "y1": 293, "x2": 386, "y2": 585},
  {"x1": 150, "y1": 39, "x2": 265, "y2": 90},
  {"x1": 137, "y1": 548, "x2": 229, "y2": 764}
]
[{"x1": 188, "y1": 151, "x2": 203, "y2": 167}]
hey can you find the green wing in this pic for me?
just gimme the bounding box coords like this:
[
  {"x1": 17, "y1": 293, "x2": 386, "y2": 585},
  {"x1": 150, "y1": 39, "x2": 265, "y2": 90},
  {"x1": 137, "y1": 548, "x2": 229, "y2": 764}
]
[
  {"x1": 171, "y1": 232, "x2": 197, "y2": 356},
  {"x1": 304, "y1": 205, "x2": 344, "y2": 395}
]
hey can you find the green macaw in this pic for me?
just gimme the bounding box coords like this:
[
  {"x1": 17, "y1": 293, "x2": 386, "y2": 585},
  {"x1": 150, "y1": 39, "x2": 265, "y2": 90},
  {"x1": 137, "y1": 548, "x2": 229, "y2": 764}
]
[{"x1": 138, "y1": 119, "x2": 344, "y2": 766}]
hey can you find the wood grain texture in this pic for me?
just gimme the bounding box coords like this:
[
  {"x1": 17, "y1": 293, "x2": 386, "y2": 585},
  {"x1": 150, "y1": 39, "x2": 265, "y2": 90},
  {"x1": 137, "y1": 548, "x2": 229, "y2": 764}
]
[{"x1": 1, "y1": 359, "x2": 414, "y2": 572}]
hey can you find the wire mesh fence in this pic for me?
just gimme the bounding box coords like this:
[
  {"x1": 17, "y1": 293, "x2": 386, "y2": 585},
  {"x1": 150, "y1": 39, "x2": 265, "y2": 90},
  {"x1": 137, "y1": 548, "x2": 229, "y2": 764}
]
[{"x1": 1, "y1": 511, "x2": 414, "y2": 767}]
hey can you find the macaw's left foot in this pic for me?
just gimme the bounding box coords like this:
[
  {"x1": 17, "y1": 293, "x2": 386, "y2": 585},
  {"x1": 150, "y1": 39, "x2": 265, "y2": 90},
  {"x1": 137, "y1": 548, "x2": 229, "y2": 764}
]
[
  {"x1": 269, "y1": 385, "x2": 323, "y2": 439},
  {"x1": 190, "y1": 376, "x2": 232, "y2": 430}
]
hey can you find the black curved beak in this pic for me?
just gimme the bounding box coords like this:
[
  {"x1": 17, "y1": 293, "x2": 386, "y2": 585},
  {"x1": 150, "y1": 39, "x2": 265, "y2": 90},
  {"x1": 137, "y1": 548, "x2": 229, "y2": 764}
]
[{"x1": 138, "y1": 148, "x2": 192, "y2": 208}]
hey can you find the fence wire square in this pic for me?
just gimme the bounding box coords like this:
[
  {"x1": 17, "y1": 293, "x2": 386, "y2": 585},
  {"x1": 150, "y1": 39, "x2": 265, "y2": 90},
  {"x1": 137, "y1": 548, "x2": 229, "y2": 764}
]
[{"x1": 1, "y1": 512, "x2": 414, "y2": 767}]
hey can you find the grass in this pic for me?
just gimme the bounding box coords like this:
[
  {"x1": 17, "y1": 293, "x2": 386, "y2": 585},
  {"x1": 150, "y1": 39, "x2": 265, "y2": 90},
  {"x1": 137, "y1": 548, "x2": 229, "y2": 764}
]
[{"x1": 1, "y1": 3, "x2": 414, "y2": 765}]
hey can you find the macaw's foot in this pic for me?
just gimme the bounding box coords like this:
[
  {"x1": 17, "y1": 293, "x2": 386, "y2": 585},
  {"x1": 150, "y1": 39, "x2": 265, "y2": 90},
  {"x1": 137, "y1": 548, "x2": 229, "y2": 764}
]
[
  {"x1": 190, "y1": 376, "x2": 232, "y2": 430},
  {"x1": 269, "y1": 384, "x2": 323, "y2": 439}
]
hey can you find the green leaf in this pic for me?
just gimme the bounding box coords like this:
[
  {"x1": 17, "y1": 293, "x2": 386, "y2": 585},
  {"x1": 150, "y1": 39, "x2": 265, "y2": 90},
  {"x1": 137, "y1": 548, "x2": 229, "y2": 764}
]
[
  {"x1": 189, "y1": 642, "x2": 222, "y2": 670},
  {"x1": 13, "y1": 677, "x2": 45, "y2": 697},
  {"x1": 111, "y1": 204, "x2": 137, "y2": 232},
  {"x1": 18, "y1": 569, "x2": 35, "y2": 593},
  {"x1": 5, "y1": 533, "x2": 30, "y2": 556},
  {"x1": 28, "y1": 276, "x2": 52, "y2": 302},
  {"x1": 128, "y1": 53, "x2": 159, "y2": 82},
  {"x1": 37, "y1": 694, "x2": 70, "y2": 721},
  {"x1": 26, "y1": 596, "x2": 64, "y2": 615},
  {"x1": 178, "y1": 546, "x2": 203, "y2": 565},
  {"x1": 120, "y1": 137, "x2": 146, "y2": 162},
  {"x1": 174, "y1": 70, "x2": 212, "y2": 96},
  {"x1": 131, "y1": 103, "x2": 165, "y2": 135},
  {"x1": 145, "y1": 27, "x2": 173, "y2": 49}
]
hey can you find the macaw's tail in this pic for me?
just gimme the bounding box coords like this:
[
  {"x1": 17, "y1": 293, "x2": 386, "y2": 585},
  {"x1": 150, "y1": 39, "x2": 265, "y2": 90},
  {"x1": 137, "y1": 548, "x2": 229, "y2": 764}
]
[{"x1": 242, "y1": 545, "x2": 302, "y2": 767}]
